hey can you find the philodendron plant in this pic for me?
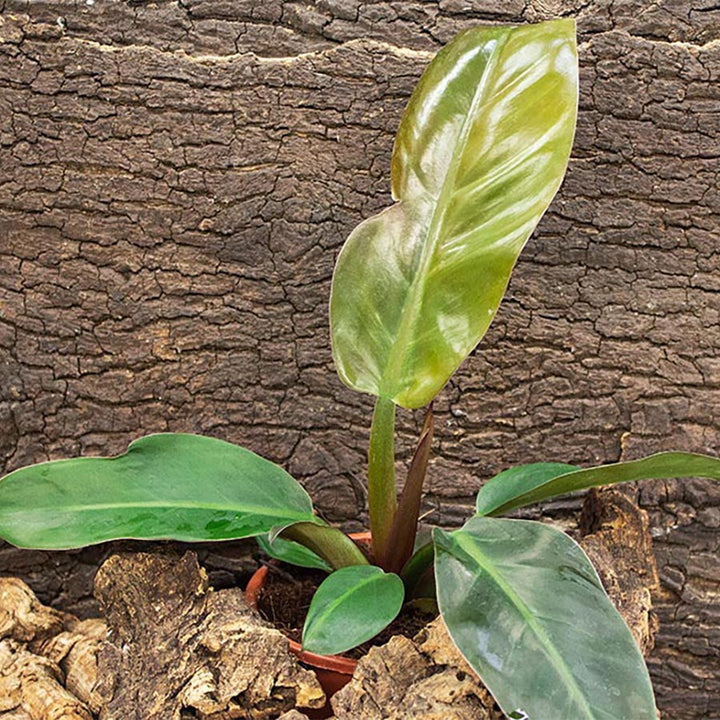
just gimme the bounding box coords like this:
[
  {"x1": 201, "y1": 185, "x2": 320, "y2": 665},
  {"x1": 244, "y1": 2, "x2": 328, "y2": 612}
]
[{"x1": 1, "y1": 18, "x2": 719, "y2": 719}]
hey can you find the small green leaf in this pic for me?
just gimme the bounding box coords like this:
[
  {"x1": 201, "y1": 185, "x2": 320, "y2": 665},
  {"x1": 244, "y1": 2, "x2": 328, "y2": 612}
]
[
  {"x1": 330, "y1": 19, "x2": 578, "y2": 408},
  {"x1": 434, "y1": 517, "x2": 658, "y2": 720},
  {"x1": 257, "y1": 533, "x2": 333, "y2": 573},
  {"x1": 0, "y1": 433, "x2": 317, "y2": 549},
  {"x1": 476, "y1": 452, "x2": 720, "y2": 517},
  {"x1": 476, "y1": 462, "x2": 579, "y2": 516},
  {"x1": 302, "y1": 565, "x2": 404, "y2": 655}
]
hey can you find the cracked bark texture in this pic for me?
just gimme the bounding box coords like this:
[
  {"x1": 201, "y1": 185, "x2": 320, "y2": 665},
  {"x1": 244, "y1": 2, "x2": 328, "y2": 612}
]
[{"x1": 0, "y1": 2, "x2": 718, "y2": 717}]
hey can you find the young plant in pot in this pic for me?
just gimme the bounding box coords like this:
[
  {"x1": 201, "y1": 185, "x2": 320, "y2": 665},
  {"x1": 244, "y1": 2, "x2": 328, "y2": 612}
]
[{"x1": 1, "y1": 18, "x2": 719, "y2": 720}]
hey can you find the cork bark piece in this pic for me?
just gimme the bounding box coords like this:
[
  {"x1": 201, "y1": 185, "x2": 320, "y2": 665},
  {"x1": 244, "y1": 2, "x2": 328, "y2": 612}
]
[
  {"x1": 0, "y1": 579, "x2": 67, "y2": 644},
  {"x1": 0, "y1": 641, "x2": 93, "y2": 720},
  {"x1": 330, "y1": 629, "x2": 503, "y2": 720},
  {"x1": 0, "y1": 578, "x2": 100, "y2": 720},
  {"x1": 33, "y1": 619, "x2": 106, "y2": 714},
  {"x1": 579, "y1": 488, "x2": 660, "y2": 656},
  {"x1": 92, "y1": 551, "x2": 325, "y2": 719}
]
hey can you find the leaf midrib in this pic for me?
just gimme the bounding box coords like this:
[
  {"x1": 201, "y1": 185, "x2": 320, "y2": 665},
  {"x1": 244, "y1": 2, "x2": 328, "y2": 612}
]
[
  {"x1": 450, "y1": 529, "x2": 597, "y2": 720},
  {"x1": 381, "y1": 32, "x2": 509, "y2": 397},
  {"x1": 0, "y1": 500, "x2": 313, "y2": 516}
]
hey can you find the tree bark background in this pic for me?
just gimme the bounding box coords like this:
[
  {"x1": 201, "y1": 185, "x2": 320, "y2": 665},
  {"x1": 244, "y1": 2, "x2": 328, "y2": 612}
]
[{"x1": 0, "y1": 1, "x2": 718, "y2": 717}]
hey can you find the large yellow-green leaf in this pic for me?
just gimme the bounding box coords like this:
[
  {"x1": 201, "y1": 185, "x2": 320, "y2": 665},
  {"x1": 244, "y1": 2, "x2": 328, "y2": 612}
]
[
  {"x1": 330, "y1": 19, "x2": 578, "y2": 408},
  {"x1": 0, "y1": 433, "x2": 317, "y2": 549},
  {"x1": 434, "y1": 517, "x2": 657, "y2": 719}
]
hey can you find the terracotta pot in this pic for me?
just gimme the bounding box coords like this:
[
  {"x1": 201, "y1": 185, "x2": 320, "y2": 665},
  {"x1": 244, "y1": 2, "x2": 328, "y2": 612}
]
[{"x1": 245, "y1": 531, "x2": 371, "y2": 719}]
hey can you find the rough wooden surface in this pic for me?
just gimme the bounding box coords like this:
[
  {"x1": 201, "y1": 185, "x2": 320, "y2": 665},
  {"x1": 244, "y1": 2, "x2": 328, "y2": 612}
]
[
  {"x1": 93, "y1": 551, "x2": 325, "y2": 719},
  {"x1": 579, "y1": 489, "x2": 660, "y2": 656},
  {"x1": 330, "y1": 625, "x2": 502, "y2": 720},
  {"x1": 0, "y1": 2, "x2": 718, "y2": 717},
  {"x1": 0, "y1": 577, "x2": 103, "y2": 719}
]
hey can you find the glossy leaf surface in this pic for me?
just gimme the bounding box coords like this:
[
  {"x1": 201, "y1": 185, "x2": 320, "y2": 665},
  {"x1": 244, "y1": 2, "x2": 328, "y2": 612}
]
[
  {"x1": 302, "y1": 565, "x2": 404, "y2": 655},
  {"x1": 434, "y1": 517, "x2": 657, "y2": 720},
  {"x1": 0, "y1": 434, "x2": 316, "y2": 549},
  {"x1": 476, "y1": 452, "x2": 720, "y2": 517},
  {"x1": 331, "y1": 19, "x2": 578, "y2": 408},
  {"x1": 257, "y1": 533, "x2": 333, "y2": 573},
  {"x1": 475, "y1": 461, "x2": 579, "y2": 515}
]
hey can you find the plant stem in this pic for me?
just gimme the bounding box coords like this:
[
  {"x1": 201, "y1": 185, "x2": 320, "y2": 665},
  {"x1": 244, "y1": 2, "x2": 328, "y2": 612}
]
[
  {"x1": 368, "y1": 396, "x2": 397, "y2": 568},
  {"x1": 383, "y1": 404, "x2": 434, "y2": 574},
  {"x1": 281, "y1": 522, "x2": 368, "y2": 570}
]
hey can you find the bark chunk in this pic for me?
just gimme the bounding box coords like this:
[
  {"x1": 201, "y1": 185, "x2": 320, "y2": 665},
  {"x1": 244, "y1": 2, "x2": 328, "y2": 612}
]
[
  {"x1": 580, "y1": 489, "x2": 660, "y2": 655},
  {"x1": 331, "y1": 628, "x2": 502, "y2": 720},
  {"x1": 93, "y1": 551, "x2": 325, "y2": 719},
  {"x1": 0, "y1": 578, "x2": 100, "y2": 720}
]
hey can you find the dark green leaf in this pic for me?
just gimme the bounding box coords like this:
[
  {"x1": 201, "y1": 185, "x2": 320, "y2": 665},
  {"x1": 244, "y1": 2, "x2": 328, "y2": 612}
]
[
  {"x1": 330, "y1": 19, "x2": 578, "y2": 408},
  {"x1": 476, "y1": 452, "x2": 720, "y2": 517},
  {"x1": 257, "y1": 533, "x2": 333, "y2": 573},
  {"x1": 475, "y1": 462, "x2": 579, "y2": 515},
  {"x1": 434, "y1": 517, "x2": 657, "y2": 720},
  {"x1": 302, "y1": 565, "x2": 404, "y2": 655},
  {"x1": 0, "y1": 433, "x2": 317, "y2": 549}
]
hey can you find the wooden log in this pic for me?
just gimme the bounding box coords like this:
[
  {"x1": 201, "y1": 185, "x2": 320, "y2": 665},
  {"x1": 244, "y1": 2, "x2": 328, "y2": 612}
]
[{"x1": 1, "y1": 4, "x2": 718, "y2": 715}]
